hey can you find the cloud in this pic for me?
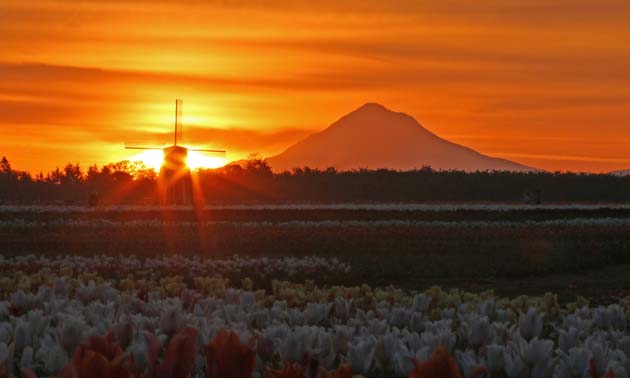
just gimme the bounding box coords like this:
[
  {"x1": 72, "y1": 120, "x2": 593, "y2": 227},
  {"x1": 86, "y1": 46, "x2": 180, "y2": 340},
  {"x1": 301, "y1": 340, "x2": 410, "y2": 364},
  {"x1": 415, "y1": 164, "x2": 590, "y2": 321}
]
[
  {"x1": 2, "y1": 0, "x2": 630, "y2": 173},
  {"x1": 476, "y1": 95, "x2": 630, "y2": 113}
]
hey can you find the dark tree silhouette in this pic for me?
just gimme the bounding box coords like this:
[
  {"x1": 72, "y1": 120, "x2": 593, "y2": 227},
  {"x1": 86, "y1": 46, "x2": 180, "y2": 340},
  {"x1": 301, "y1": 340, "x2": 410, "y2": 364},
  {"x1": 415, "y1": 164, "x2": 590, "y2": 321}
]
[{"x1": 1, "y1": 155, "x2": 630, "y2": 204}]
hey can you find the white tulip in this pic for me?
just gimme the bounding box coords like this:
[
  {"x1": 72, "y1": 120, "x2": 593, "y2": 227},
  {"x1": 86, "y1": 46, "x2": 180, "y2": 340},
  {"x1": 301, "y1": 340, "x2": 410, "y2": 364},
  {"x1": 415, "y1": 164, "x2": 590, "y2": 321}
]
[
  {"x1": 412, "y1": 294, "x2": 431, "y2": 313},
  {"x1": 389, "y1": 308, "x2": 411, "y2": 329},
  {"x1": 368, "y1": 319, "x2": 388, "y2": 336},
  {"x1": 441, "y1": 308, "x2": 457, "y2": 320},
  {"x1": 240, "y1": 291, "x2": 256, "y2": 312},
  {"x1": 113, "y1": 314, "x2": 134, "y2": 349},
  {"x1": 159, "y1": 305, "x2": 183, "y2": 336},
  {"x1": 465, "y1": 314, "x2": 494, "y2": 347},
  {"x1": 36, "y1": 333, "x2": 69, "y2": 374},
  {"x1": 36, "y1": 286, "x2": 51, "y2": 304},
  {"x1": 420, "y1": 328, "x2": 456, "y2": 353},
  {"x1": 486, "y1": 344, "x2": 505, "y2": 374},
  {"x1": 503, "y1": 349, "x2": 526, "y2": 378},
  {"x1": 75, "y1": 281, "x2": 97, "y2": 304},
  {"x1": 333, "y1": 326, "x2": 350, "y2": 355},
  {"x1": 524, "y1": 338, "x2": 553, "y2": 368},
  {"x1": 334, "y1": 297, "x2": 351, "y2": 319},
  {"x1": 248, "y1": 309, "x2": 270, "y2": 330},
  {"x1": 280, "y1": 330, "x2": 307, "y2": 363},
  {"x1": 586, "y1": 338, "x2": 608, "y2": 378},
  {"x1": 617, "y1": 336, "x2": 630, "y2": 359},
  {"x1": 478, "y1": 300, "x2": 496, "y2": 320},
  {"x1": 308, "y1": 332, "x2": 336, "y2": 370},
  {"x1": 374, "y1": 332, "x2": 400, "y2": 368},
  {"x1": 553, "y1": 347, "x2": 590, "y2": 378},
  {"x1": 519, "y1": 307, "x2": 543, "y2": 341},
  {"x1": 13, "y1": 319, "x2": 32, "y2": 351},
  {"x1": 394, "y1": 344, "x2": 429, "y2": 377},
  {"x1": 127, "y1": 332, "x2": 159, "y2": 376},
  {"x1": 20, "y1": 346, "x2": 33, "y2": 369},
  {"x1": 564, "y1": 312, "x2": 593, "y2": 334},
  {"x1": 608, "y1": 360, "x2": 629, "y2": 378},
  {"x1": 304, "y1": 303, "x2": 331, "y2": 325},
  {"x1": 594, "y1": 305, "x2": 627, "y2": 331},
  {"x1": 558, "y1": 327, "x2": 580, "y2": 353},
  {"x1": 11, "y1": 291, "x2": 37, "y2": 314},
  {"x1": 59, "y1": 317, "x2": 86, "y2": 355},
  {"x1": 409, "y1": 312, "x2": 425, "y2": 333},
  {"x1": 0, "y1": 323, "x2": 12, "y2": 344},
  {"x1": 496, "y1": 309, "x2": 513, "y2": 323},
  {"x1": 53, "y1": 277, "x2": 70, "y2": 299},
  {"x1": 607, "y1": 349, "x2": 630, "y2": 375},
  {"x1": 0, "y1": 302, "x2": 9, "y2": 319},
  {"x1": 287, "y1": 308, "x2": 304, "y2": 326},
  {"x1": 348, "y1": 337, "x2": 375, "y2": 374},
  {"x1": 455, "y1": 350, "x2": 485, "y2": 378},
  {"x1": 0, "y1": 342, "x2": 14, "y2": 375}
]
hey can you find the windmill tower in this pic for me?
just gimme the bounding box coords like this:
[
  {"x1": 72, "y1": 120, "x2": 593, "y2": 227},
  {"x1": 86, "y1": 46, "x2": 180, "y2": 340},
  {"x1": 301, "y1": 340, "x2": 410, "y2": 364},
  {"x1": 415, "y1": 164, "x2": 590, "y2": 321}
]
[{"x1": 125, "y1": 100, "x2": 225, "y2": 205}]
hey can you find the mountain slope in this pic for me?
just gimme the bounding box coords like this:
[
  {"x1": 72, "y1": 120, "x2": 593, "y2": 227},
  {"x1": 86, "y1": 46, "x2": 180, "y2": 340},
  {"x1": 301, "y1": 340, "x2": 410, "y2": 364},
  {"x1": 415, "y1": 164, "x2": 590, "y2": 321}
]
[{"x1": 267, "y1": 103, "x2": 534, "y2": 172}]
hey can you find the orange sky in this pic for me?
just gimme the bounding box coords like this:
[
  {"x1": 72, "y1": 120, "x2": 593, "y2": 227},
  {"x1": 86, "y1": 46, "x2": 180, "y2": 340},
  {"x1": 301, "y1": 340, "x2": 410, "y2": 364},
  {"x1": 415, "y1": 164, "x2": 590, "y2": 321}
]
[{"x1": 1, "y1": 0, "x2": 630, "y2": 173}]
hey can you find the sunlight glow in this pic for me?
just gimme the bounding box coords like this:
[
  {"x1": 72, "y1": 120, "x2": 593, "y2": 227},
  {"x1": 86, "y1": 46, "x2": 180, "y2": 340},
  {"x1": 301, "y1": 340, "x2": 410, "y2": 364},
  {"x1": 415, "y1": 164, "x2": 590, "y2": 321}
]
[
  {"x1": 131, "y1": 150, "x2": 164, "y2": 171},
  {"x1": 187, "y1": 150, "x2": 227, "y2": 170},
  {"x1": 130, "y1": 149, "x2": 226, "y2": 172}
]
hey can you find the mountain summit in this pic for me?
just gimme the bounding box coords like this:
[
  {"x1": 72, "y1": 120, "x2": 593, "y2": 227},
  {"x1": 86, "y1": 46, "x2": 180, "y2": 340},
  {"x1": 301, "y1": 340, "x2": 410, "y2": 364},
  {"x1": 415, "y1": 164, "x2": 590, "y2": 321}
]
[{"x1": 267, "y1": 103, "x2": 534, "y2": 172}]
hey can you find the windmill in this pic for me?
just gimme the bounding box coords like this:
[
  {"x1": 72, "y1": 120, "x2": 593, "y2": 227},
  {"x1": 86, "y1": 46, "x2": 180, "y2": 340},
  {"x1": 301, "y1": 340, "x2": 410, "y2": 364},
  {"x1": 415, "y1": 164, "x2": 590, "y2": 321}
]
[{"x1": 125, "y1": 99, "x2": 225, "y2": 204}]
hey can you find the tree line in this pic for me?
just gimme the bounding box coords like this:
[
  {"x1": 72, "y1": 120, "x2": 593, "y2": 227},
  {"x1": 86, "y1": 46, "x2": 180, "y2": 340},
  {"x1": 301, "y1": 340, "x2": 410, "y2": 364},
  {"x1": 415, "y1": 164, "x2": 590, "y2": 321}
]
[{"x1": 1, "y1": 155, "x2": 630, "y2": 204}]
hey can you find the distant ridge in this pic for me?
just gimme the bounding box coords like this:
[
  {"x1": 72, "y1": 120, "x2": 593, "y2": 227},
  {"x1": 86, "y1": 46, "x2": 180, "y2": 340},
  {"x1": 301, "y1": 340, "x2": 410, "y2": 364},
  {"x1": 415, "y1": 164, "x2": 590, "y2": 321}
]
[
  {"x1": 267, "y1": 103, "x2": 535, "y2": 172},
  {"x1": 610, "y1": 169, "x2": 630, "y2": 176}
]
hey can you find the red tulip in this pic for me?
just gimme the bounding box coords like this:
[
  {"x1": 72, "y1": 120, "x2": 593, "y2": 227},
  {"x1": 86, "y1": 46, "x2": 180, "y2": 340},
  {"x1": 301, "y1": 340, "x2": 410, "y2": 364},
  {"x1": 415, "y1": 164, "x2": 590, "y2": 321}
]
[
  {"x1": 205, "y1": 329, "x2": 256, "y2": 378},
  {"x1": 410, "y1": 346, "x2": 462, "y2": 378},
  {"x1": 590, "y1": 359, "x2": 615, "y2": 378},
  {"x1": 266, "y1": 362, "x2": 307, "y2": 378},
  {"x1": 57, "y1": 332, "x2": 133, "y2": 378},
  {"x1": 20, "y1": 368, "x2": 38, "y2": 378},
  {"x1": 84, "y1": 333, "x2": 124, "y2": 361},
  {"x1": 143, "y1": 331, "x2": 162, "y2": 377},
  {"x1": 320, "y1": 363, "x2": 353, "y2": 378},
  {"x1": 57, "y1": 343, "x2": 134, "y2": 378},
  {"x1": 156, "y1": 327, "x2": 198, "y2": 378}
]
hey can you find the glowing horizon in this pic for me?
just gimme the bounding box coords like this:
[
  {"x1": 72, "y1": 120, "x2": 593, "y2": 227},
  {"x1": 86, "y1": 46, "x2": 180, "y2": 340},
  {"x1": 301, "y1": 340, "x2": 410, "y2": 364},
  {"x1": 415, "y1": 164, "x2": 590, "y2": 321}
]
[{"x1": 2, "y1": 1, "x2": 630, "y2": 174}]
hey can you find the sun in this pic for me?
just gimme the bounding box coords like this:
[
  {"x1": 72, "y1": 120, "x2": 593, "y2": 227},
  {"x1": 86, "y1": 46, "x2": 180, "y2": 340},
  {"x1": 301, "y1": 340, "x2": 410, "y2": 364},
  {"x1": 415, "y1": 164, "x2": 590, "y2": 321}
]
[{"x1": 130, "y1": 150, "x2": 226, "y2": 171}]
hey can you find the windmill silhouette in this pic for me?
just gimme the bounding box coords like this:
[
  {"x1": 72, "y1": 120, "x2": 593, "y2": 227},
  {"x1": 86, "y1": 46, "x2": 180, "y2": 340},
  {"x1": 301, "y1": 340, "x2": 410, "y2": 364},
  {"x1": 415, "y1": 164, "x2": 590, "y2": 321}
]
[{"x1": 125, "y1": 100, "x2": 225, "y2": 204}]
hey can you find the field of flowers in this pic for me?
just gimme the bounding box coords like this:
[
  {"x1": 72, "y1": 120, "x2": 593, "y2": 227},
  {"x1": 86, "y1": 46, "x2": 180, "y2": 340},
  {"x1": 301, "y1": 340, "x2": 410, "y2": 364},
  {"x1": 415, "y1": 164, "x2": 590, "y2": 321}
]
[
  {"x1": 2, "y1": 208, "x2": 630, "y2": 289},
  {"x1": 1, "y1": 254, "x2": 630, "y2": 378},
  {"x1": 2, "y1": 204, "x2": 630, "y2": 223},
  {"x1": 1, "y1": 204, "x2": 630, "y2": 377}
]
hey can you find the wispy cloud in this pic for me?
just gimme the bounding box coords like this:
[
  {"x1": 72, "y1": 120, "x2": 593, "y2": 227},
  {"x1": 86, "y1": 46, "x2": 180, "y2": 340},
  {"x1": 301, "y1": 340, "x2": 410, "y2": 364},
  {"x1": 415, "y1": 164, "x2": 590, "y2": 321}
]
[{"x1": 1, "y1": 0, "x2": 630, "y2": 173}]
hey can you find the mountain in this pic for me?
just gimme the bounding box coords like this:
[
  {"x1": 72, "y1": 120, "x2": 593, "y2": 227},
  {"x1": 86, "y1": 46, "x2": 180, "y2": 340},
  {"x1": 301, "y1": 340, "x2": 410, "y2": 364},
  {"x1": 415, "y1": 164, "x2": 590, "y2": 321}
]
[
  {"x1": 267, "y1": 103, "x2": 534, "y2": 172},
  {"x1": 610, "y1": 169, "x2": 630, "y2": 176}
]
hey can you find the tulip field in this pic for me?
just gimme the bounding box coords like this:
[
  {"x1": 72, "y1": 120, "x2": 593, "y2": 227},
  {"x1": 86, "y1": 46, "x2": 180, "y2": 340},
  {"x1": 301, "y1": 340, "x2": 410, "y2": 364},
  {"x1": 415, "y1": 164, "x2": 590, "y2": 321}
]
[{"x1": 1, "y1": 204, "x2": 630, "y2": 377}]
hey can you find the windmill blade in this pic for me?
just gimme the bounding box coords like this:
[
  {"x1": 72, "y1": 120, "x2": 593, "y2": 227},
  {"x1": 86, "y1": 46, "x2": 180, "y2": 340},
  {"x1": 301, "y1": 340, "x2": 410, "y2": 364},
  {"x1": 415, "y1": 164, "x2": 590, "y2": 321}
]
[
  {"x1": 188, "y1": 148, "x2": 226, "y2": 154},
  {"x1": 125, "y1": 142, "x2": 164, "y2": 150}
]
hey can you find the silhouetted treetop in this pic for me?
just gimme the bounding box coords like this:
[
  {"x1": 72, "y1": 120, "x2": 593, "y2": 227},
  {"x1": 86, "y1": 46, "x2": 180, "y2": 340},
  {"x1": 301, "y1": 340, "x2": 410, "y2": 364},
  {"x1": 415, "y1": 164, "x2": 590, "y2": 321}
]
[{"x1": 1, "y1": 156, "x2": 630, "y2": 204}]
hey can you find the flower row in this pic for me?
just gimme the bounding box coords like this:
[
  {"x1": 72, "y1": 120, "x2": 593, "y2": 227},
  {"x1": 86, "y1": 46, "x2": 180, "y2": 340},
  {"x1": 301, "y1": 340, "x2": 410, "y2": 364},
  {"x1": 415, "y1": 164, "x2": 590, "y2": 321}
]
[{"x1": 0, "y1": 265, "x2": 629, "y2": 377}]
